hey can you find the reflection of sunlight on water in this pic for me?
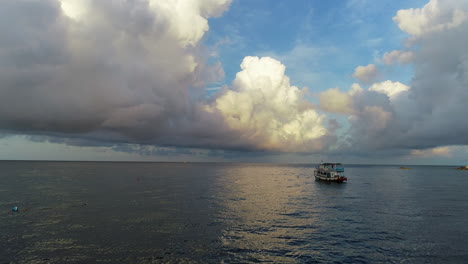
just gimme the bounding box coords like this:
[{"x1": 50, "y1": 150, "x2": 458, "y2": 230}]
[{"x1": 216, "y1": 164, "x2": 320, "y2": 262}]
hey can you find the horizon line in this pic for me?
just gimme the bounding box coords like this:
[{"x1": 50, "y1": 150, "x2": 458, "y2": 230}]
[{"x1": 0, "y1": 159, "x2": 463, "y2": 167}]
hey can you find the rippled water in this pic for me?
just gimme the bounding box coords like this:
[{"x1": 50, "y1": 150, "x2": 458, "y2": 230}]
[{"x1": 1, "y1": 161, "x2": 467, "y2": 263}]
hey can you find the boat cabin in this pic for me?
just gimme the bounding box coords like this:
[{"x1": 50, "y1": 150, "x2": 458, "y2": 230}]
[{"x1": 315, "y1": 163, "x2": 345, "y2": 178}]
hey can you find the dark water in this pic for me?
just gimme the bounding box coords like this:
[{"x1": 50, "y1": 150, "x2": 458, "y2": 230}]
[{"x1": 1, "y1": 162, "x2": 467, "y2": 263}]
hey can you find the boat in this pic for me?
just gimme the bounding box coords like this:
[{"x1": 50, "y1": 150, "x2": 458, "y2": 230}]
[
  {"x1": 456, "y1": 165, "x2": 468, "y2": 170},
  {"x1": 314, "y1": 162, "x2": 347, "y2": 182}
]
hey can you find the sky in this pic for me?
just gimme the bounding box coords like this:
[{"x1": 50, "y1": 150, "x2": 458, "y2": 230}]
[{"x1": 1, "y1": 0, "x2": 468, "y2": 165}]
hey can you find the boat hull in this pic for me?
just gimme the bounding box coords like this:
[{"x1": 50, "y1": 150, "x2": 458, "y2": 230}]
[
  {"x1": 314, "y1": 172, "x2": 347, "y2": 183},
  {"x1": 314, "y1": 176, "x2": 347, "y2": 182}
]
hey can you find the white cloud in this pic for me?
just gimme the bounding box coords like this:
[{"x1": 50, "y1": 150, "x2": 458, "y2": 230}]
[
  {"x1": 382, "y1": 50, "x2": 415, "y2": 64},
  {"x1": 148, "y1": 0, "x2": 231, "y2": 47},
  {"x1": 369, "y1": 80, "x2": 410, "y2": 100},
  {"x1": 393, "y1": 0, "x2": 468, "y2": 38},
  {"x1": 59, "y1": 0, "x2": 86, "y2": 20},
  {"x1": 208, "y1": 56, "x2": 328, "y2": 152},
  {"x1": 353, "y1": 64, "x2": 379, "y2": 84}
]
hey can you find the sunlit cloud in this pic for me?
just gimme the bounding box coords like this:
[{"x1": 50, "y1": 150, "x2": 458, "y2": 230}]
[
  {"x1": 368, "y1": 80, "x2": 410, "y2": 100},
  {"x1": 353, "y1": 64, "x2": 379, "y2": 85},
  {"x1": 394, "y1": 0, "x2": 467, "y2": 38},
  {"x1": 410, "y1": 146, "x2": 452, "y2": 157},
  {"x1": 59, "y1": 0, "x2": 86, "y2": 20},
  {"x1": 207, "y1": 56, "x2": 328, "y2": 152}
]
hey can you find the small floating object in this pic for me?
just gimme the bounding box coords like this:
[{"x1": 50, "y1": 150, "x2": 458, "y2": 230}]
[
  {"x1": 12, "y1": 206, "x2": 19, "y2": 212},
  {"x1": 456, "y1": 166, "x2": 468, "y2": 170},
  {"x1": 399, "y1": 167, "x2": 411, "y2": 169}
]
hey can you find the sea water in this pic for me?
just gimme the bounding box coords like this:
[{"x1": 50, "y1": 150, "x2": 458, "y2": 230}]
[{"x1": 1, "y1": 161, "x2": 467, "y2": 263}]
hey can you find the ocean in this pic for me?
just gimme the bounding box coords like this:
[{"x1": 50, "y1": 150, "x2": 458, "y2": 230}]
[{"x1": 1, "y1": 161, "x2": 467, "y2": 263}]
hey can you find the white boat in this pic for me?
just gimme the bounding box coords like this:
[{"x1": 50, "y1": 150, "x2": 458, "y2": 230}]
[{"x1": 314, "y1": 163, "x2": 347, "y2": 183}]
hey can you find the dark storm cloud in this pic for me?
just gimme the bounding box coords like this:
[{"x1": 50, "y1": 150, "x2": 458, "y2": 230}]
[
  {"x1": 0, "y1": 0, "x2": 255, "y2": 151},
  {"x1": 376, "y1": 18, "x2": 468, "y2": 149},
  {"x1": 391, "y1": 22, "x2": 468, "y2": 148},
  {"x1": 335, "y1": 0, "x2": 468, "y2": 155}
]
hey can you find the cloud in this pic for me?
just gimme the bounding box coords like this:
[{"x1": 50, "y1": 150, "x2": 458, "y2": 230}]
[
  {"x1": 147, "y1": 0, "x2": 231, "y2": 47},
  {"x1": 341, "y1": 0, "x2": 468, "y2": 153},
  {"x1": 387, "y1": 0, "x2": 468, "y2": 149},
  {"x1": 368, "y1": 80, "x2": 410, "y2": 100},
  {"x1": 207, "y1": 56, "x2": 329, "y2": 152},
  {"x1": 0, "y1": 1, "x2": 333, "y2": 153},
  {"x1": 382, "y1": 50, "x2": 415, "y2": 64},
  {"x1": 0, "y1": 0, "x2": 245, "y2": 150},
  {"x1": 1, "y1": 0, "x2": 468, "y2": 159},
  {"x1": 410, "y1": 146, "x2": 451, "y2": 157},
  {"x1": 393, "y1": 0, "x2": 467, "y2": 38},
  {"x1": 352, "y1": 64, "x2": 379, "y2": 84},
  {"x1": 318, "y1": 84, "x2": 363, "y2": 114},
  {"x1": 317, "y1": 83, "x2": 394, "y2": 151}
]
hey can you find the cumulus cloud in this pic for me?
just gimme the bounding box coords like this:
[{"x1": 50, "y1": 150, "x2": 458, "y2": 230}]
[
  {"x1": 382, "y1": 50, "x2": 415, "y2": 64},
  {"x1": 317, "y1": 82, "x2": 395, "y2": 151},
  {"x1": 147, "y1": 0, "x2": 231, "y2": 46},
  {"x1": 387, "y1": 0, "x2": 468, "y2": 149},
  {"x1": 393, "y1": 0, "x2": 467, "y2": 38},
  {"x1": 0, "y1": 0, "x2": 335, "y2": 153},
  {"x1": 315, "y1": 0, "x2": 468, "y2": 157},
  {"x1": 341, "y1": 0, "x2": 468, "y2": 153},
  {"x1": 0, "y1": 0, "x2": 248, "y2": 150},
  {"x1": 207, "y1": 56, "x2": 329, "y2": 152},
  {"x1": 353, "y1": 64, "x2": 379, "y2": 85},
  {"x1": 2, "y1": 0, "x2": 468, "y2": 158}
]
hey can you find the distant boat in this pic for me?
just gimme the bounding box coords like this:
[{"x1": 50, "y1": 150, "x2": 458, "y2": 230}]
[
  {"x1": 314, "y1": 163, "x2": 347, "y2": 183},
  {"x1": 399, "y1": 167, "x2": 411, "y2": 169},
  {"x1": 456, "y1": 166, "x2": 468, "y2": 170}
]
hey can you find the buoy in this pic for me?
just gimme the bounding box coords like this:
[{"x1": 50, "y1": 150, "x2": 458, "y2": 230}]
[{"x1": 12, "y1": 206, "x2": 19, "y2": 212}]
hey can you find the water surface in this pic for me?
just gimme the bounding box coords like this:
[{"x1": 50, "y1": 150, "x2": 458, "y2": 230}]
[{"x1": 1, "y1": 162, "x2": 467, "y2": 263}]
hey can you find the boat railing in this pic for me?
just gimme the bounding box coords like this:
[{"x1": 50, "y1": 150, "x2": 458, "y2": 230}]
[{"x1": 317, "y1": 166, "x2": 344, "y2": 172}]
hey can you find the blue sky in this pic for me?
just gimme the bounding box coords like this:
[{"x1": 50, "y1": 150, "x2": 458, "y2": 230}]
[
  {"x1": 206, "y1": 0, "x2": 422, "y2": 90},
  {"x1": 0, "y1": 0, "x2": 467, "y2": 165}
]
